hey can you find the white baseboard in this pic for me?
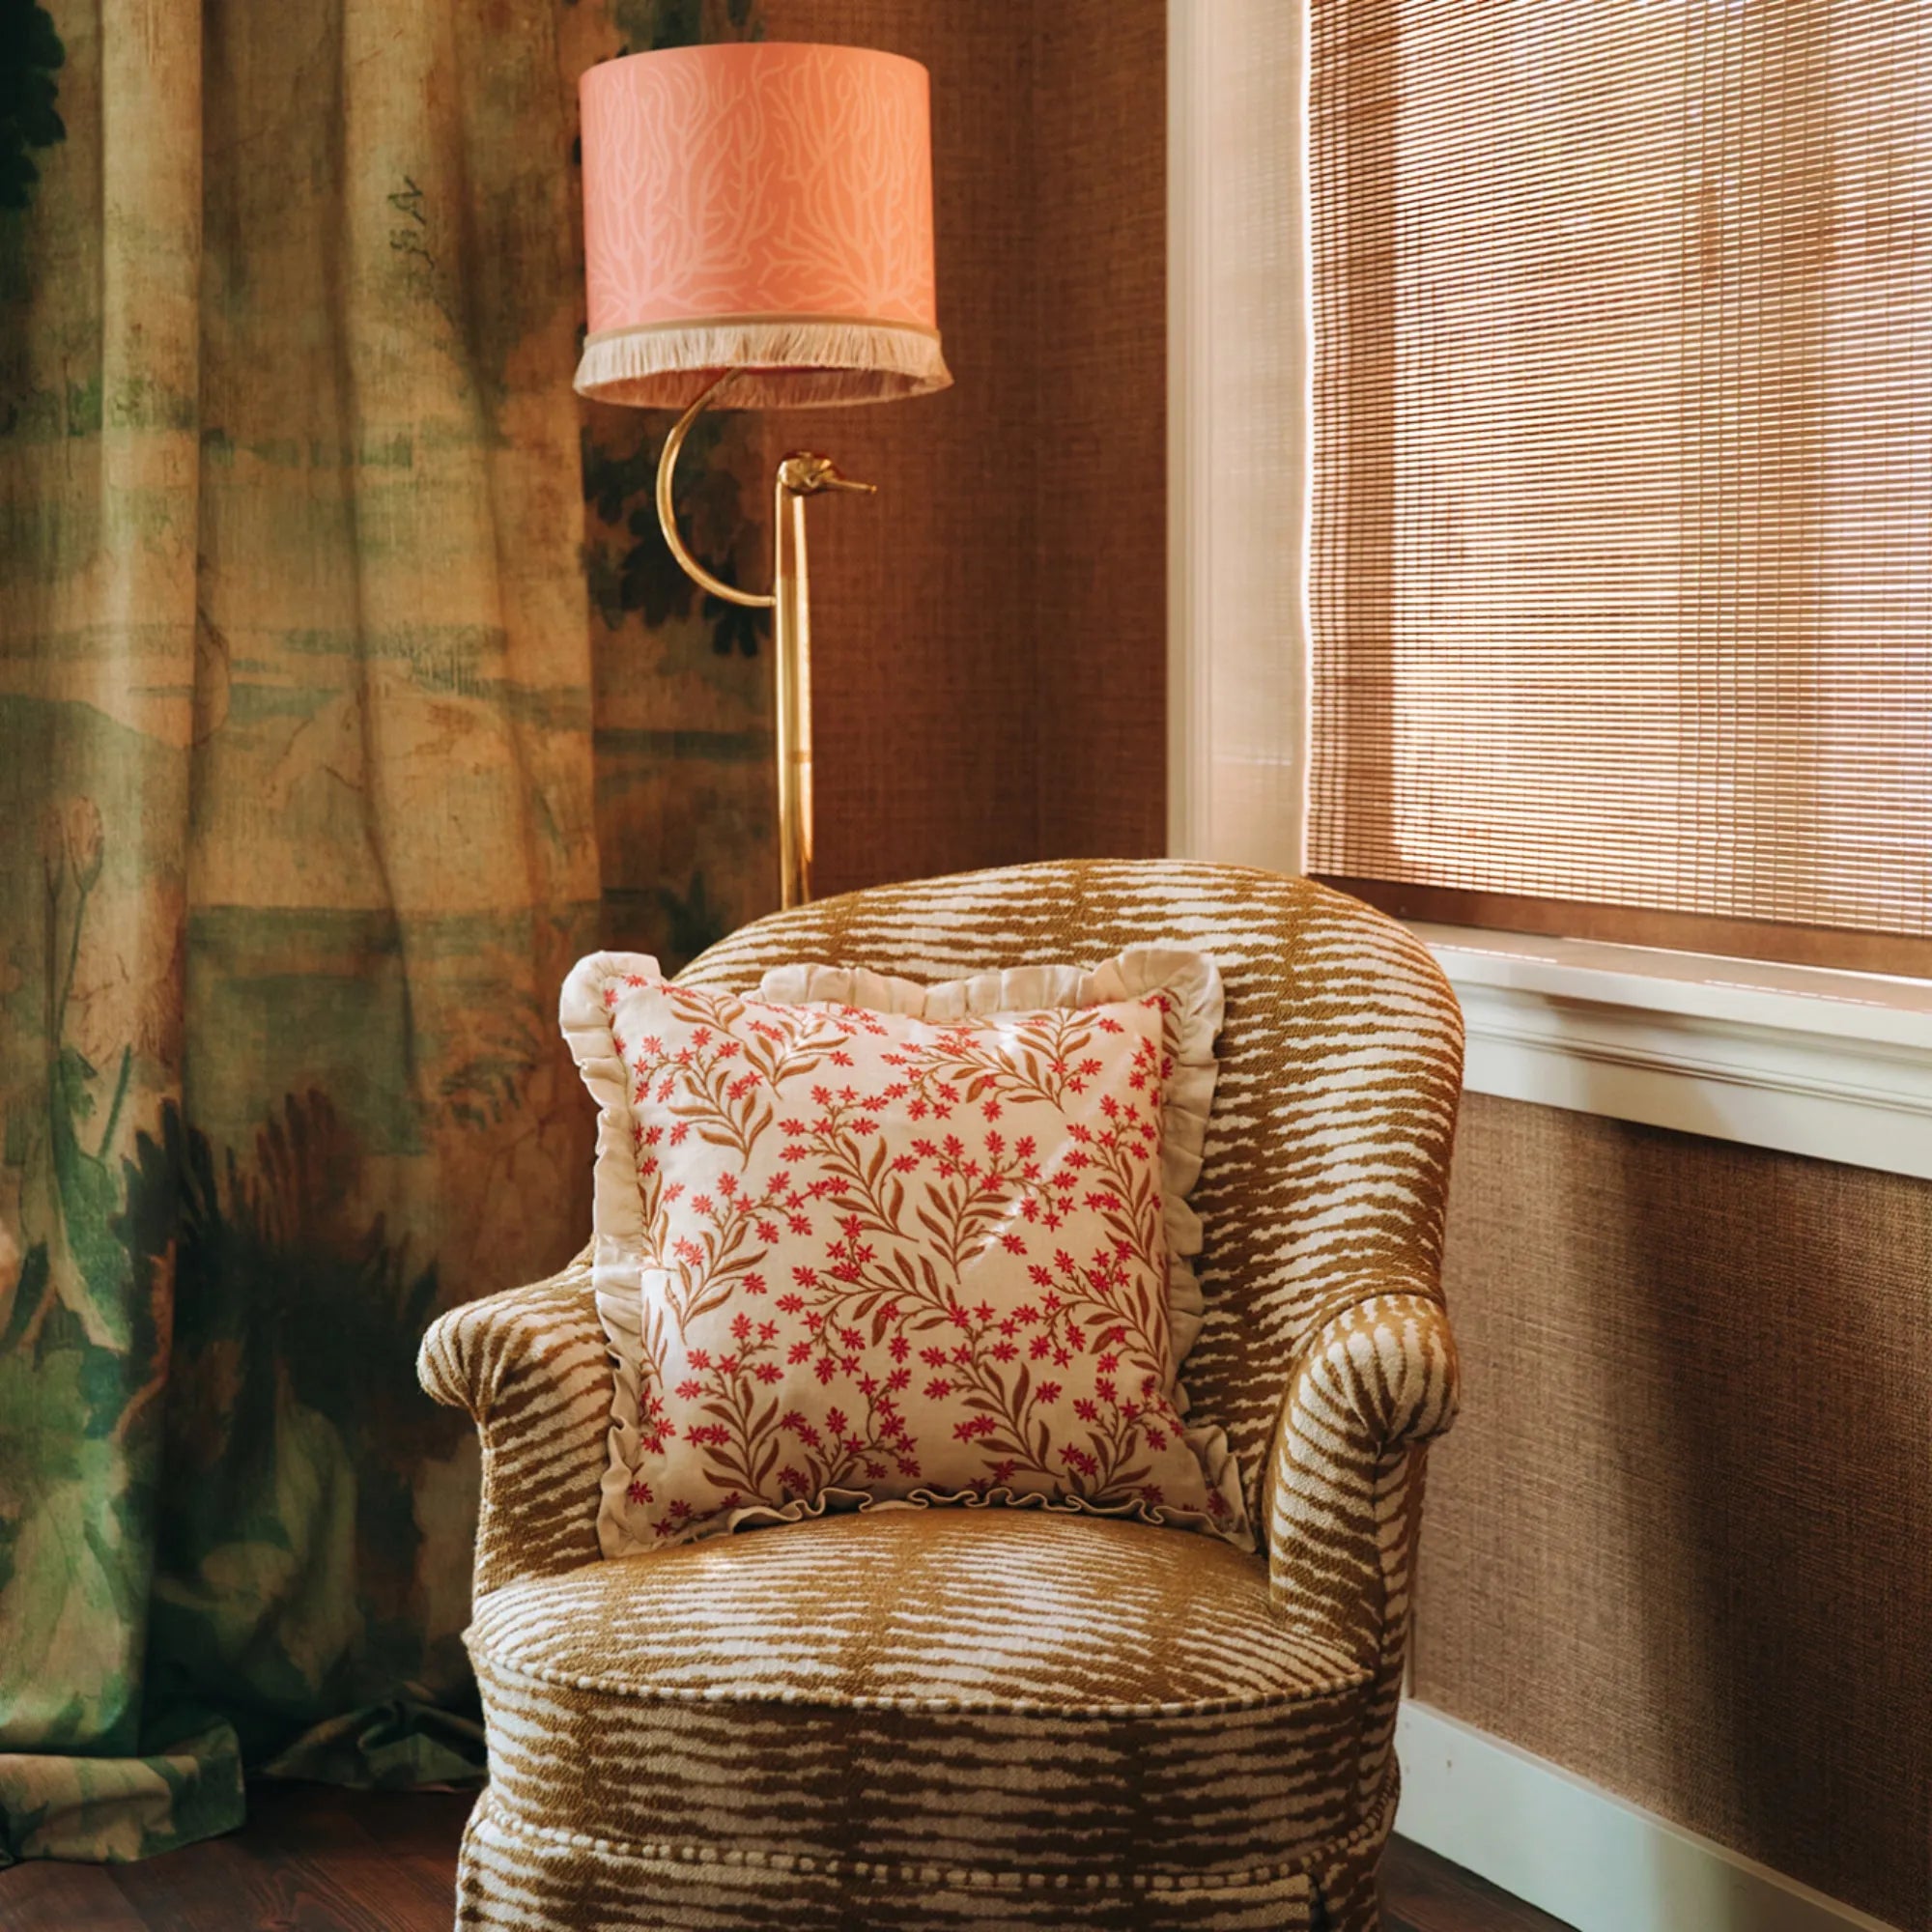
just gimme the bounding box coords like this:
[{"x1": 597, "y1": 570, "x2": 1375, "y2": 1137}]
[{"x1": 1395, "y1": 1702, "x2": 1903, "y2": 1932}]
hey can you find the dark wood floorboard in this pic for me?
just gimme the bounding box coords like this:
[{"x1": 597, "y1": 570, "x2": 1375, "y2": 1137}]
[
  {"x1": 0, "y1": 1862, "x2": 147, "y2": 1932},
  {"x1": 1382, "y1": 1834, "x2": 1577, "y2": 1932},
  {"x1": 0, "y1": 1786, "x2": 471, "y2": 1932},
  {"x1": 0, "y1": 1786, "x2": 1572, "y2": 1931}
]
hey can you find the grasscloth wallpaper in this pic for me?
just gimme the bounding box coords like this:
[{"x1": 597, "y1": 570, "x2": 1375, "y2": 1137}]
[
  {"x1": 1422, "y1": 1094, "x2": 1932, "y2": 1930},
  {"x1": 758, "y1": 0, "x2": 1168, "y2": 894}
]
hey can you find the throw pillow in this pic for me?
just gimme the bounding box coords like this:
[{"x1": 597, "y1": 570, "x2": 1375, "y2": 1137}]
[{"x1": 560, "y1": 946, "x2": 1250, "y2": 1557}]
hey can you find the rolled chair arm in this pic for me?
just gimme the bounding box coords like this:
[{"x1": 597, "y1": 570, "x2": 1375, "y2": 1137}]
[
  {"x1": 417, "y1": 1249, "x2": 613, "y2": 1598},
  {"x1": 1264, "y1": 1284, "x2": 1461, "y2": 1652},
  {"x1": 1264, "y1": 1282, "x2": 1460, "y2": 1829}
]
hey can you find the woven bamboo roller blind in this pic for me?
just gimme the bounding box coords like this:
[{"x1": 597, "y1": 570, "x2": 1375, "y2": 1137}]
[{"x1": 1309, "y1": 0, "x2": 1932, "y2": 971}]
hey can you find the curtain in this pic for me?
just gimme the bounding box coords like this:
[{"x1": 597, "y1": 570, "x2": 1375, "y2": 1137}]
[{"x1": 0, "y1": 0, "x2": 770, "y2": 1862}]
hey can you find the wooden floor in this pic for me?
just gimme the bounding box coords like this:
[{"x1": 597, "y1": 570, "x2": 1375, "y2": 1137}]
[
  {"x1": 1380, "y1": 1836, "x2": 1577, "y2": 1932},
  {"x1": 0, "y1": 1785, "x2": 1574, "y2": 1931}
]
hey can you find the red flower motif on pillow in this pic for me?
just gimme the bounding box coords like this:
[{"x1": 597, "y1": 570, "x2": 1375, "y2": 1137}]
[{"x1": 566, "y1": 953, "x2": 1251, "y2": 1554}]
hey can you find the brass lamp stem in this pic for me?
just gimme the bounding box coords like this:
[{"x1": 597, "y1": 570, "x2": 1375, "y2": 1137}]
[{"x1": 655, "y1": 370, "x2": 873, "y2": 911}]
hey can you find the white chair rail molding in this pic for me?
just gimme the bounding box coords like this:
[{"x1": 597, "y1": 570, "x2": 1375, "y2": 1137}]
[{"x1": 1420, "y1": 926, "x2": 1932, "y2": 1184}]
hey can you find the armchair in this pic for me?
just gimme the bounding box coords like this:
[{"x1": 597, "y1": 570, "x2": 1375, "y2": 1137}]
[{"x1": 420, "y1": 860, "x2": 1463, "y2": 1930}]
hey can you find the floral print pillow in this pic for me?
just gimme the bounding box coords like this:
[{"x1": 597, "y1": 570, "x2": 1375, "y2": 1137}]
[{"x1": 561, "y1": 947, "x2": 1250, "y2": 1558}]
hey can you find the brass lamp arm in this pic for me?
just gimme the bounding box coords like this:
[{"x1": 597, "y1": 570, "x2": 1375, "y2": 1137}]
[{"x1": 655, "y1": 372, "x2": 779, "y2": 611}]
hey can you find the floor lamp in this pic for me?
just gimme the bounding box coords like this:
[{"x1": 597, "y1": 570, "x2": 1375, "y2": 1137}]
[{"x1": 574, "y1": 42, "x2": 951, "y2": 910}]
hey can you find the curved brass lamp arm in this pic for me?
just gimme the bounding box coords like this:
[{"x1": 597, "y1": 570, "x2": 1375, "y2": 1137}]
[{"x1": 656, "y1": 372, "x2": 779, "y2": 611}]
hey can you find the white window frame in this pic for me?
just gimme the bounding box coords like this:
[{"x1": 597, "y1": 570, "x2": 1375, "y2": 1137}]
[{"x1": 1165, "y1": 0, "x2": 1932, "y2": 1183}]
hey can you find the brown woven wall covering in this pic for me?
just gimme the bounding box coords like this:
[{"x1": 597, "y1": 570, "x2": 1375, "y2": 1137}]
[
  {"x1": 1030, "y1": 1, "x2": 1166, "y2": 860},
  {"x1": 1423, "y1": 1094, "x2": 1932, "y2": 1929},
  {"x1": 758, "y1": 2, "x2": 1166, "y2": 896}
]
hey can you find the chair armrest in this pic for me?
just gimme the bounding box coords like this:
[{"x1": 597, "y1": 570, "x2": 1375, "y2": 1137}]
[
  {"x1": 1264, "y1": 1282, "x2": 1460, "y2": 1819},
  {"x1": 1263, "y1": 1284, "x2": 1460, "y2": 1653},
  {"x1": 417, "y1": 1249, "x2": 613, "y2": 1598}
]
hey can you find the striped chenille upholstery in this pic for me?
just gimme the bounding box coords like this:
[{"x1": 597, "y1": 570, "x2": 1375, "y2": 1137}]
[{"x1": 420, "y1": 861, "x2": 1463, "y2": 1931}]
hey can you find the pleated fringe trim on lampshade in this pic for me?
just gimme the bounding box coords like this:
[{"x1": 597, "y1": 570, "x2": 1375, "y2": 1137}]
[{"x1": 573, "y1": 316, "x2": 952, "y2": 409}]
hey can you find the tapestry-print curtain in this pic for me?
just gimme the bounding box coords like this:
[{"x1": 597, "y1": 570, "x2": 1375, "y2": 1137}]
[{"x1": 0, "y1": 0, "x2": 770, "y2": 1862}]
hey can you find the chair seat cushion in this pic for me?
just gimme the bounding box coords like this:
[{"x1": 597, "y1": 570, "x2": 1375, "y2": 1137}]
[{"x1": 467, "y1": 1508, "x2": 1374, "y2": 1907}]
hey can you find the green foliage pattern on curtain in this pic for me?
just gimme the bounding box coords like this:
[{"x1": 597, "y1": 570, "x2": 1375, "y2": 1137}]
[{"x1": 0, "y1": 0, "x2": 770, "y2": 1862}]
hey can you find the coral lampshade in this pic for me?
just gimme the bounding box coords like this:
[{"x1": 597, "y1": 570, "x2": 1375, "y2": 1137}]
[{"x1": 575, "y1": 42, "x2": 951, "y2": 411}]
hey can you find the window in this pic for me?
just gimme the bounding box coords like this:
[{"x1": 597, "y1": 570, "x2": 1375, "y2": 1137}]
[{"x1": 1308, "y1": 0, "x2": 1932, "y2": 975}]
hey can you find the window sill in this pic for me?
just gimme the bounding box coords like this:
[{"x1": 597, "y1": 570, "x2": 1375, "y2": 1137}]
[{"x1": 1412, "y1": 923, "x2": 1932, "y2": 1180}]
